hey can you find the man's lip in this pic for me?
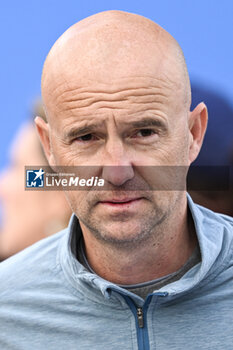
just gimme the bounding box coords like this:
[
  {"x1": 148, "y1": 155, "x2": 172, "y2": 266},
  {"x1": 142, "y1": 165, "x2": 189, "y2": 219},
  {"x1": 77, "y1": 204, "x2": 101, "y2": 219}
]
[{"x1": 98, "y1": 197, "x2": 143, "y2": 204}]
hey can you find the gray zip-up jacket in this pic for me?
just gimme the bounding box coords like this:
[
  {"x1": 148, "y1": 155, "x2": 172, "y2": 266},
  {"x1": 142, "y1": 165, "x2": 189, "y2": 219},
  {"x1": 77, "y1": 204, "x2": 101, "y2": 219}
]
[{"x1": 0, "y1": 195, "x2": 233, "y2": 350}]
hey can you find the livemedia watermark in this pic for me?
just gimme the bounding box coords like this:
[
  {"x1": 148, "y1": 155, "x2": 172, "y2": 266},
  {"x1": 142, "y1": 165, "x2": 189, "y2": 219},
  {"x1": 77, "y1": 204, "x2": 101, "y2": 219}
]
[{"x1": 25, "y1": 165, "x2": 232, "y2": 191}]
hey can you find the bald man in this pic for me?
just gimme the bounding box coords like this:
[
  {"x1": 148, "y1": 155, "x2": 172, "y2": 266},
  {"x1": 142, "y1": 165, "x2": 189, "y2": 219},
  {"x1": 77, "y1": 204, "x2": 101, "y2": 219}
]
[{"x1": 0, "y1": 11, "x2": 233, "y2": 350}]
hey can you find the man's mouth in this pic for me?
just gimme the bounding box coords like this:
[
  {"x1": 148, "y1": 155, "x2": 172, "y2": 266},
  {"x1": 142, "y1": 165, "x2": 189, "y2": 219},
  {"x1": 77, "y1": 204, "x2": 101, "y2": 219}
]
[{"x1": 98, "y1": 197, "x2": 143, "y2": 207}]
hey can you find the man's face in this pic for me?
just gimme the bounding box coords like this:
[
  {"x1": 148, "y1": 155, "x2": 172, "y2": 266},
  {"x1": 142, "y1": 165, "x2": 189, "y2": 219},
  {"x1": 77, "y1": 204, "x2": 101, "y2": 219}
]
[
  {"x1": 38, "y1": 12, "x2": 204, "y2": 247},
  {"x1": 45, "y1": 72, "x2": 190, "y2": 246}
]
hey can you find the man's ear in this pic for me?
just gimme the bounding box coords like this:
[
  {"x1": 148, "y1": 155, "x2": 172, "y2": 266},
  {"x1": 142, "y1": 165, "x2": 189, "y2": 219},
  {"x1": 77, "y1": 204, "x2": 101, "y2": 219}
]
[
  {"x1": 35, "y1": 116, "x2": 56, "y2": 167},
  {"x1": 188, "y1": 102, "x2": 208, "y2": 164}
]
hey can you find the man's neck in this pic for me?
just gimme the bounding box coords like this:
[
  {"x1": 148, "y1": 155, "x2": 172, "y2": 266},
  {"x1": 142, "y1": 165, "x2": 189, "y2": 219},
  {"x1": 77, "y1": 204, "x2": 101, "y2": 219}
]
[{"x1": 79, "y1": 203, "x2": 197, "y2": 285}]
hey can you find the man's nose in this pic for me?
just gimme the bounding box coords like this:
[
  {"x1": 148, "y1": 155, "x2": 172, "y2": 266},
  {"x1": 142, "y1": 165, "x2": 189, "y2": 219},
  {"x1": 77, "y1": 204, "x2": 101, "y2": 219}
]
[{"x1": 101, "y1": 138, "x2": 134, "y2": 186}]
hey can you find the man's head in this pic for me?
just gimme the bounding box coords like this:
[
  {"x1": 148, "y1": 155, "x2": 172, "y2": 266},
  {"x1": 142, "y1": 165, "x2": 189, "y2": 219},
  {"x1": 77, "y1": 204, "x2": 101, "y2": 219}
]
[{"x1": 36, "y1": 10, "x2": 207, "y2": 248}]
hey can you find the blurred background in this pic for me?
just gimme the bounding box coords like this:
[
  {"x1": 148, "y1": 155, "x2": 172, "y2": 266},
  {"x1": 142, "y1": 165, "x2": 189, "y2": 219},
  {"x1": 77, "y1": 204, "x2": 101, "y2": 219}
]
[
  {"x1": 0, "y1": 0, "x2": 232, "y2": 259},
  {"x1": 0, "y1": 0, "x2": 233, "y2": 169}
]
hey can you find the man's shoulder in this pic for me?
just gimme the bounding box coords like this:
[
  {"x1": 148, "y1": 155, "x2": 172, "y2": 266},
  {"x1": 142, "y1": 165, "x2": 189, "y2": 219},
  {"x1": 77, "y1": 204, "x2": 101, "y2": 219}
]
[{"x1": 0, "y1": 228, "x2": 68, "y2": 298}]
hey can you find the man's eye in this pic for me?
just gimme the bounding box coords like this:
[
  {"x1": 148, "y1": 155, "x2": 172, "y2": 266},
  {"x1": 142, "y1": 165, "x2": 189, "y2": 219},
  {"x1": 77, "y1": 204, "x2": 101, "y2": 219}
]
[
  {"x1": 135, "y1": 129, "x2": 156, "y2": 137},
  {"x1": 76, "y1": 134, "x2": 95, "y2": 142}
]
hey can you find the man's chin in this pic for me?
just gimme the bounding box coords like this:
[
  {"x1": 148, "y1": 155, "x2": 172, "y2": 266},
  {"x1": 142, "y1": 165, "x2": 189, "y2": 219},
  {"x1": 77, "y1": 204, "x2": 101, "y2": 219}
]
[{"x1": 88, "y1": 219, "x2": 157, "y2": 248}]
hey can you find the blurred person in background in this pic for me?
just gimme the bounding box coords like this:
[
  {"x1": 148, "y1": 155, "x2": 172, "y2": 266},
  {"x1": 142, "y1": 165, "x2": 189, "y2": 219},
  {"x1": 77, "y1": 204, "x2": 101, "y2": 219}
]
[
  {"x1": 189, "y1": 84, "x2": 233, "y2": 217},
  {"x1": 0, "y1": 101, "x2": 71, "y2": 261}
]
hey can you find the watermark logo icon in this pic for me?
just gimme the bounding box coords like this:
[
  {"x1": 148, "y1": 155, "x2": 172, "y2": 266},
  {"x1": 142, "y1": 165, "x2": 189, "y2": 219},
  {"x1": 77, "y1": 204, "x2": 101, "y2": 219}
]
[{"x1": 26, "y1": 168, "x2": 45, "y2": 188}]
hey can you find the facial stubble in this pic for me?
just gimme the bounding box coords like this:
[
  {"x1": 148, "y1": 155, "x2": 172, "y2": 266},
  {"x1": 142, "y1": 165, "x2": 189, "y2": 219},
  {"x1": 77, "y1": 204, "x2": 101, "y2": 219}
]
[{"x1": 67, "y1": 189, "x2": 180, "y2": 250}]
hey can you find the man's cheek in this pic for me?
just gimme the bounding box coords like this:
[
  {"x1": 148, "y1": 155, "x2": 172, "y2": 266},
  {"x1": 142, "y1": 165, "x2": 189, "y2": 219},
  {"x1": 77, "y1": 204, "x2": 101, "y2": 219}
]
[
  {"x1": 65, "y1": 191, "x2": 87, "y2": 213},
  {"x1": 53, "y1": 145, "x2": 75, "y2": 166}
]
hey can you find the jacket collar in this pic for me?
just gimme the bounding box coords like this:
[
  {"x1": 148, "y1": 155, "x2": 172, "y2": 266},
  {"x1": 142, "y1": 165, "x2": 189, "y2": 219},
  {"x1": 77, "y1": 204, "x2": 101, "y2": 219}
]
[{"x1": 58, "y1": 193, "x2": 233, "y2": 305}]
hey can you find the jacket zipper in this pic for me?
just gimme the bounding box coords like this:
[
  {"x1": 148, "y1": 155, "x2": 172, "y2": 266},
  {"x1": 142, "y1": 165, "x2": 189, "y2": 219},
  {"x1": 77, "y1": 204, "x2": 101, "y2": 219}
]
[
  {"x1": 137, "y1": 307, "x2": 144, "y2": 328},
  {"x1": 124, "y1": 295, "x2": 151, "y2": 350},
  {"x1": 124, "y1": 292, "x2": 168, "y2": 350}
]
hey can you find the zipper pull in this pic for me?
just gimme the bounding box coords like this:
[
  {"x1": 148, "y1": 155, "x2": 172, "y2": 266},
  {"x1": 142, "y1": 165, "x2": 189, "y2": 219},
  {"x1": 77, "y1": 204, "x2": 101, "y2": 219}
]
[{"x1": 137, "y1": 307, "x2": 144, "y2": 328}]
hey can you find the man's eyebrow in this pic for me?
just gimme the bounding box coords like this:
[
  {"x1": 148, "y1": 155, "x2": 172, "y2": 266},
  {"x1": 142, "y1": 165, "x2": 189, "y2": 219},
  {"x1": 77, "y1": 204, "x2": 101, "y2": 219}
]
[
  {"x1": 64, "y1": 118, "x2": 167, "y2": 140},
  {"x1": 130, "y1": 118, "x2": 167, "y2": 131},
  {"x1": 64, "y1": 124, "x2": 101, "y2": 139}
]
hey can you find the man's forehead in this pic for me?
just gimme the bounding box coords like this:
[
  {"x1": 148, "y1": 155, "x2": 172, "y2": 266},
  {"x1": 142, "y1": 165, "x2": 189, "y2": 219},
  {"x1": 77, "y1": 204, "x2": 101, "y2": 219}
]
[
  {"x1": 53, "y1": 76, "x2": 176, "y2": 104},
  {"x1": 45, "y1": 76, "x2": 183, "y2": 127}
]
